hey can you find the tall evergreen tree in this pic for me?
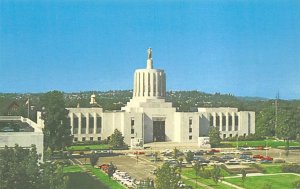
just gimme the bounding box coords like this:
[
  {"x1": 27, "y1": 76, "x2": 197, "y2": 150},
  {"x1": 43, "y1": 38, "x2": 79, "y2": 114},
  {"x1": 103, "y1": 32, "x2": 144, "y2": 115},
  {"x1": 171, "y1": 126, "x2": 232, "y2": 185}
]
[
  {"x1": 155, "y1": 163, "x2": 180, "y2": 189},
  {"x1": 40, "y1": 91, "x2": 73, "y2": 151},
  {"x1": 109, "y1": 129, "x2": 125, "y2": 148}
]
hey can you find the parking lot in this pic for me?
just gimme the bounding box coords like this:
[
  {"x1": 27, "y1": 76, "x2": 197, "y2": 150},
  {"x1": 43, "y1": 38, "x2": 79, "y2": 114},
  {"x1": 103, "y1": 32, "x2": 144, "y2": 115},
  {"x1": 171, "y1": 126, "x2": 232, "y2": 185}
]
[
  {"x1": 75, "y1": 142, "x2": 300, "y2": 188},
  {"x1": 99, "y1": 154, "x2": 158, "y2": 180}
]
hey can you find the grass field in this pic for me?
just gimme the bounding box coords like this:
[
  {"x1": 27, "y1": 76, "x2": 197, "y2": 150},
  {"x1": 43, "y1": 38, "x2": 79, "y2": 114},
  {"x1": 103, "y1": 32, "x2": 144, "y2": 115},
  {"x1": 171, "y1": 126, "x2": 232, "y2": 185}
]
[
  {"x1": 225, "y1": 174, "x2": 300, "y2": 189},
  {"x1": 222, "y1": 140, "x2": 300, "y2": 148},
  {"x1": 181, "y1": 168, "x2": 233, "y2": 189},
  {"x1": 67, "y1": 144, "x2": 111, "y2": 151},
  {"x1": 259, "y1": 164, "x2": 283, "y2": 174},
  {"x1": 66, "y1": 172, "x2": 110, "y2": 189},
  {"x1": 84, "y1": 165, "x2": 125, "y2": 189},
  {"x1": 63, "y1": 165, "x2": 124, "y2": 189}
]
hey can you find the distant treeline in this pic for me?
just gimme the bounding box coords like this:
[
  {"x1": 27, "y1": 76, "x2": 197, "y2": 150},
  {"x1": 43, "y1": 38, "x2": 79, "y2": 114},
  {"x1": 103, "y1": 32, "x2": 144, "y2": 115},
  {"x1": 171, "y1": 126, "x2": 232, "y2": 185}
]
[{"x1": 1, "y1": 90, "x2": 299, "y2": 139}]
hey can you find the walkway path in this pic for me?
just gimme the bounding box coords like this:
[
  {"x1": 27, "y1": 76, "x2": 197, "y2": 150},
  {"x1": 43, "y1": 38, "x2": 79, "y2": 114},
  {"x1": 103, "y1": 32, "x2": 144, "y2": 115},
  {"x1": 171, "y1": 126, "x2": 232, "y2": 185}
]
[
  {"x1": 181, "y1": 175, "x2": 214, "y2": 189},
  {"x1": 225, "y1": 172, "x2": 300, "y2": 179}
]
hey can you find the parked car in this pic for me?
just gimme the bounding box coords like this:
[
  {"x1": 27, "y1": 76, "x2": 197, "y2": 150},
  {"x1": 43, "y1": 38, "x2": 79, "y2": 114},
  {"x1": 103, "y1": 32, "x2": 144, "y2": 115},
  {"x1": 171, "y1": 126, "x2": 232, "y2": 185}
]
[
  {"x1": 209, "y1": 156, "x2": 226, "y2": 163},
  {"x1": 225, "y1": 159, "x2": 240, "y2": 165},
  {"x1": 210, "y1": 149, "x2": 220, "y2": 153},
  {"x1": 133, "y1": 151, "x2": 145, "y2": 155},
  {"x1": 193, "y1": 156, "x2": 210, "y2": 163},
  {"x1": 241, "y1": 151, "x2": 253, "y2": 155},
  {"x1": 253, "y1": 154, "x2": 264, "y2": 159},
  {"x1": 241, "y1": 159, "x2": 255, "y2": 164},
  {"x1": 261, "y1": 156, "x2": 273, "y2": 161},
  {"x1": 221, "y1": 155, "x2": 234, "y2": 160},
  {"x1": 98, "y1": 164, "x2": 110, "y2": 172},
  {"x1": 261, "y1": 159, "x2": 272, "y2": 163},
  {"x1": 239, "y1": 154, "x2": 250, "y2": 159}
]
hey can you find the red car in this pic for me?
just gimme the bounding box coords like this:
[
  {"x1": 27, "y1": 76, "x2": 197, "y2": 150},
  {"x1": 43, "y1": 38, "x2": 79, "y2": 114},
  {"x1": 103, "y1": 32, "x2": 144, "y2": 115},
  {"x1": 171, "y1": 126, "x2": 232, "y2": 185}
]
[
  {"x1": 98, "y1": 164, "x2": 110, "y2": 172},
  {"x1": 133, "y1": 151, "x2": 145, "y2": 155},
  {"x1": 261, "y1": 156, "x2": 273, "y2": 161},
  {"x1": 253, "y1": 154, "x2": 264, "y2": 159},
  {"x1": 210, "y1": 149, "x2": 220, "y2": 153}
]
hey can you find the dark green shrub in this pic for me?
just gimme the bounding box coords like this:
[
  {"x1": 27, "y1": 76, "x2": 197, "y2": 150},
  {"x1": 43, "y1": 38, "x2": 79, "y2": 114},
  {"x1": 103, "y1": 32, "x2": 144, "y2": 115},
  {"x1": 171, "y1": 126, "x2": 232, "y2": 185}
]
[{"x1": 281, "y1": 164, "x2": 300, "y2": 173}]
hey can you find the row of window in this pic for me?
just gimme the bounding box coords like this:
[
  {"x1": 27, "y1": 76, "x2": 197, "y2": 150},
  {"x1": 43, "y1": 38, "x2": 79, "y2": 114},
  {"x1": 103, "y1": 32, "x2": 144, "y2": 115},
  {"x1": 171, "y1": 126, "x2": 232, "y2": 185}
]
[
  {"x1": 210, "y1": 115, "x2": 239, "y2": 131},
  {"x1": 73, "y1": 117, "x2": 102, "y2": 134},
  {"x1": 74, "y1": 137, "x2": 101, "y2": 142}
]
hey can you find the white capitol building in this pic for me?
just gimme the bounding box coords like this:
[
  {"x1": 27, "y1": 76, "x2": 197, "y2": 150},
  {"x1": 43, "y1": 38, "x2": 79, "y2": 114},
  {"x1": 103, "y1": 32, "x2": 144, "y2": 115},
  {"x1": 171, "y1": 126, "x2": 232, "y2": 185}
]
[{"x1": 64, "y1": 48, "x2": 255, "y2": 145}]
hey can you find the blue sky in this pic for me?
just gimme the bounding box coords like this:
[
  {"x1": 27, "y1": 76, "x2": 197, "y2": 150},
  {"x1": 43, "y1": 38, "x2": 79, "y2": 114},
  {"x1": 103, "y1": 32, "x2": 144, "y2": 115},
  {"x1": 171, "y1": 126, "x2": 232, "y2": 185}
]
[{"x1": 0, "y1": 0, "x2": 299, "y2": 99}]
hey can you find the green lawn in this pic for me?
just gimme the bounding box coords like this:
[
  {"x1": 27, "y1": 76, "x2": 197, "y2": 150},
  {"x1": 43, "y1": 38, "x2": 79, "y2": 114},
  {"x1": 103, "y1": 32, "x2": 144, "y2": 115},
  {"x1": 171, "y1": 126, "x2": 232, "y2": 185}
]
[
  {"x1": 259, "y1": 164, "x2": 283, "y2": 174},
  {"x1": 67, "y1": 144, "x2": 111, "y2": 151},
  {"x1": 225, "y1": 174, "x2": 300, "y2": 189},
  {"x1": 63, "y1": 165, "x2": 83, "y2": 173},
  {"x1": 66, "y1": 172, "x2": 110, "y2": 189},
  {"x1": 181, "y1": 168, "x2": 233, "y2": 189},
  {"x1": 63, "y1": 165, "x2": 125, "y2": 189},
  {"x1": 84, "y1": 165, "x2": 125, "y2": 189},
  {"x1": 222, "y1": 140, "x2": 300, "y2": 148}
]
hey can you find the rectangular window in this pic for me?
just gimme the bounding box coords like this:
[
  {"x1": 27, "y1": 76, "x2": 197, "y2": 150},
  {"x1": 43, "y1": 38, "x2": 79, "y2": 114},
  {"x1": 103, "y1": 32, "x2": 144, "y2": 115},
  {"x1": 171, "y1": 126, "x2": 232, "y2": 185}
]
[
  {"x1": 89, "y1": 116, "x2": 94, "y2": 134},
  {"x1": 189, "y1": 118, "x2": 192, "y2": 133},
  {"x1": 96, "y1": 116, "x2": 102, "y2": 134},
  {"x1": 90, "y1": 137, "x2": 93, "y2": 141},
  {"x1": 82, "y1": 137, "x2": 86, "y2": 142},
  {"x1": 74, "y1": 137, "x2": 78, "y2": 142},
  {"x1": 97, "y1": 137, "x2": 101, "y2": 141},
  {"x1": 228, "y1": 115, "x2": 232, "y2": 131},
  {"x1": 189, "y1": 136, "x2": 192, "y2": 140},
  {"x1": 210, "y1": 116, "x2": 214, "y2": 127},
  {"x1": 73, "y1": 117, "x2": 79, "y2": 134},
  {"x1": 81, "y1": 117, "x2": 86, "y2": 134},
  {"x1": 131, "y1": 118, "x2": 135, "y2": 134},
  {"x1": 222, "y1": 116, "x2": 226, "y2": 126},
  {"x1": 235, "y1": 115, "x2": 239, "y2": 131},
  {"x1": 222, "y1": 116, "x2": 226, "y2": 131},
  {"x1": 223, "y1": 134, "x2": 226, "y2": 139},
  {"x1": 229, "y1": 134, "x2": 232, "y2": 138},
  {"x1": 216, "y1": 115, "x2": 220, "y2": 127},
  {"x1": 189, "y1": 118, "x2": 192, "y2": 126}
]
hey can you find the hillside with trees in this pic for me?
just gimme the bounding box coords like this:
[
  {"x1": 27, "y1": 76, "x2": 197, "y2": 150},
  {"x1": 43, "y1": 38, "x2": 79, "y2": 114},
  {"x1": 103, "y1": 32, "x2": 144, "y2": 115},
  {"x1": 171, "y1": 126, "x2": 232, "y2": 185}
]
[{"x1": 0, "y1": 90, "x2": 299, "y2": 139}]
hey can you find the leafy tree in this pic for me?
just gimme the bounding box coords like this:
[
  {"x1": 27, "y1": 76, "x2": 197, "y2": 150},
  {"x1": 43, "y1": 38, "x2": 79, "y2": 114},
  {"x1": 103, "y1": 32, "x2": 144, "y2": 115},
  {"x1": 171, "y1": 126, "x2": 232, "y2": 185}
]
[
  {"x1": 193, "y1": 161, "x2": 201, "y2": 187},
  {"x1": 0, "y1": 144, "x2": 66, "y2": 189},
  {"x1": 40, "y1": 91, "x2": 72, "y2": 151},
  {"x1": 109, "y1": 129, "x2": 125, "y2": 148},
  {"x1": 211, "y1": 165, "x2": 221, "y2": 184},
  {"x1": 90, "y1": 151, "x2": 99, "y2": 167},
  {"x1": 241, "y1": 168, "x2": 247, "y2": 186},
  {"x1": 209, "y1": 127, "x2": 221, "y2": 147},
  {"x1": 185, "y1": 150, "x2": 194, "y2": 163},
  {"x1": 39, "y1": 161, "x2": 68, "y2": 189},
  {"x1": 107, "y1": 162, "x2": 117, "y2": 178},
  {"x1": 155, "y1": 163, "x2": 180, "y2": 189}
]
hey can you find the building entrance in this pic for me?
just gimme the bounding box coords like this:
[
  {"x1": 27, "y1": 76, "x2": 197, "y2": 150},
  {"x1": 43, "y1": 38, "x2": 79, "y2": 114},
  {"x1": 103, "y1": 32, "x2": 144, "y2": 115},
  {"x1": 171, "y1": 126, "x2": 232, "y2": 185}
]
[{"x1": 153, "y1": 121, "x2": 165, "y2": 142}]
